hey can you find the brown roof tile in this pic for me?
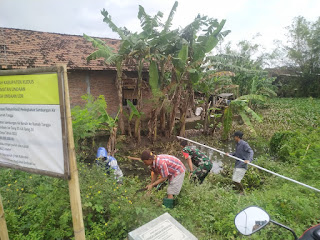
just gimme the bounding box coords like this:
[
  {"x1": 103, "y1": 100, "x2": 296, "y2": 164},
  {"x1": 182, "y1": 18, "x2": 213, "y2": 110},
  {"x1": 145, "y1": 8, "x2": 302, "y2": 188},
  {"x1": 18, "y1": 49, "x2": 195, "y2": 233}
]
[{"x1": 0, "y1": 27, "x2": 135, "y2": 71}]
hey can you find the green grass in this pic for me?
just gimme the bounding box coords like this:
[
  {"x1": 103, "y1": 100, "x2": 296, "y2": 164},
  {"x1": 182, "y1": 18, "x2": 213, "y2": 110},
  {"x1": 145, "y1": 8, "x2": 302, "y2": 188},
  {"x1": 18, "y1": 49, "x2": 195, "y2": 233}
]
[
  {"x1": 254, "y1": 97, "x2": 320, "y2": 139},
  {"x1": 1, "y1": 98, "x2": 320, "y2": 239}
]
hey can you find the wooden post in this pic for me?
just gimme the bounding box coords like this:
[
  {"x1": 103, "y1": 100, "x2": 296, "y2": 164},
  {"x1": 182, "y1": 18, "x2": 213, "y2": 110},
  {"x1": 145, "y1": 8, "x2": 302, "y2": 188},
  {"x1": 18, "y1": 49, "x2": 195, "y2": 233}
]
[
  {"x1": 0, "y1": 194, "x2": 9, "y2": 240},
  {"x1": 61, "y1": 65, "x2": 86, "y2": 239}
]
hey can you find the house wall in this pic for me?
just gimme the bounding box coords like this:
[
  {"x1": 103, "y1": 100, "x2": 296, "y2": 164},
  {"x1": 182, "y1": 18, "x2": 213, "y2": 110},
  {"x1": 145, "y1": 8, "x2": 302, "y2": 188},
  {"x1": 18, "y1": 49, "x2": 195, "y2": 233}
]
[
  {"x1": 68, "y1": 71, "x2": 90, "y2": 106},
  {"x1": 68, "y1": 70, "x2": 152, "y2": 118}
]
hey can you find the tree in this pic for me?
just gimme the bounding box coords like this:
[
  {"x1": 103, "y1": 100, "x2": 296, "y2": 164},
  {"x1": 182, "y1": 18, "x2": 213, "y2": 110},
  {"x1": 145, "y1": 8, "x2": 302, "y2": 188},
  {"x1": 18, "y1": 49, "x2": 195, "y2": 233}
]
[
  {"x1": 284, "y1": 16, "x2": 320, "y2": 97},
  {"x1": 138, "y1": 1, "x2": 186, "y2": 140},
  {"x1": 209, "y1": 37, "x2": 276, "y2": 97}
]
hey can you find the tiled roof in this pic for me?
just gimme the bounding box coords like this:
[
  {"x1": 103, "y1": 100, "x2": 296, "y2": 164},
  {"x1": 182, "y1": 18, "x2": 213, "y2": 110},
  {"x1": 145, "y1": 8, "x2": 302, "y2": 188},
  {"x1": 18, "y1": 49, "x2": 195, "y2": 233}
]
[{"x1": 0, "y1": 27, "x2": 134, "y2": 71}]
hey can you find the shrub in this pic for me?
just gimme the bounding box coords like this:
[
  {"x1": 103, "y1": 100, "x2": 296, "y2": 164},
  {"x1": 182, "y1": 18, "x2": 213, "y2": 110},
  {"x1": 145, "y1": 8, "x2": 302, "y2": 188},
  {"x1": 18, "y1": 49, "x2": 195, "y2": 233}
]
[{"x1": 269, "y1": 131, "x2": 300, "y2": 162}]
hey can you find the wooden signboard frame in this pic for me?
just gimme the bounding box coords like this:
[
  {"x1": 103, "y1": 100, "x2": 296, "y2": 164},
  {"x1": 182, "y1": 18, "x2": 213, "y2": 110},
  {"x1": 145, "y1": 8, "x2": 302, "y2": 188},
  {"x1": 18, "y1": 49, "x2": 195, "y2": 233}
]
[
  {"x1": 0, "y1": 65, "x2": 85, "y2": 239},
  {"x1": 0, "y1": 66, "x2": 69, "y2": 178}
]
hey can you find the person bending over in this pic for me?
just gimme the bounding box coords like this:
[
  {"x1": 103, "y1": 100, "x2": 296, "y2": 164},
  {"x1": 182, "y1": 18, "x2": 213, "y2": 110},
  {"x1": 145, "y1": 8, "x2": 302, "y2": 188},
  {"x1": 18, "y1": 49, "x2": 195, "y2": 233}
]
[
  {"x1": 180, "y1": 140, "x2": 212, "y2": 184},
  {"x1": 141, "y1": 150, "x2": 185, "y2": 199}
]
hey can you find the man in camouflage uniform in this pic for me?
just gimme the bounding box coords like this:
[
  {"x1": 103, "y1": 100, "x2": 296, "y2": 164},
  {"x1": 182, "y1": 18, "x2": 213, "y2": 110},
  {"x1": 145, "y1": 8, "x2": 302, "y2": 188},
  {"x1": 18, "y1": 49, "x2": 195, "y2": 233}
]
[{"x1": 180, "y1": 140, "x2": 213, "y2": 184}]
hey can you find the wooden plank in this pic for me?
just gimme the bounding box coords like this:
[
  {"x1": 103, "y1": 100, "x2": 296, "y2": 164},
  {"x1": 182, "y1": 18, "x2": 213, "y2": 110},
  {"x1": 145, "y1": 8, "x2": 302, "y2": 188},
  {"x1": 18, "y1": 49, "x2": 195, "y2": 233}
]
[
  {"x1": 57, "y1": 66, "x2": 70, "y2": 179},
  {"x1": 61, "y1": 65, "x2": 86, "y2": 240},
  {"x1": 0, "y1": 194, "x2": 9, "y2": 240}
]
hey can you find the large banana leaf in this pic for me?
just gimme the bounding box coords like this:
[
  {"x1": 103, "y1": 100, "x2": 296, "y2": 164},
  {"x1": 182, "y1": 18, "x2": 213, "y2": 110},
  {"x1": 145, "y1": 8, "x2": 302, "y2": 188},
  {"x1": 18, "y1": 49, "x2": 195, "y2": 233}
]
[
  {"x1": 83, "y1": 34, "x2": 115, "y2": 63},
  {"x1": 83, "y1": 34, "x2": 125, "y2": 67},
  {"x1": 239, "y1": 111, "x2": 254, "y2": 130},
  {"x1": 101, "y1": 9, "x2": 126, "y2": 39},
  {"x1": 178, "y1": 44, "x2": 188, "y2": 63},
  {"x1": 243, "y1": 105, "x2": 263, "y2": 122},
  {"x1": 127, "y1": 100, "x2": 142, "y2": 120},
  {"x1": 163, "y1": 1, "x2": 178, "y2": 33},
  {"x1": 149, "y1": 61, "x2": 161, "y2": 96},
  {"x1": 138, "y1": 5, "x2": 163, "y2": 37}
]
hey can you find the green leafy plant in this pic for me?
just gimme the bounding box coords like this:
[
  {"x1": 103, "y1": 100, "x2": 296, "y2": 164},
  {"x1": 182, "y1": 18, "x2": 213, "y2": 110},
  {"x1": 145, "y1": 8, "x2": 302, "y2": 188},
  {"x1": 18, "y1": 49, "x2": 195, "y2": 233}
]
[
  {"x1": 71, "y1": 94, "x2": 118, "y2": 158},
  {"x1": 71, "y1": 95, "x2": 108, "y2": 148}
]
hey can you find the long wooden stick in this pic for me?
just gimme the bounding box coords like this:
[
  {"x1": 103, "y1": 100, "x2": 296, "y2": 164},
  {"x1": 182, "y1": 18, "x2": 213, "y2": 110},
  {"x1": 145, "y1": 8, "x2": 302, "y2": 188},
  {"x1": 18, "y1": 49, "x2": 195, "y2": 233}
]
[
  {"x1": 61, "y1": 65, "x2": 86, "y2": 239},
  {"x1": 0, "y1": 194, "x2": 9, "y2": 240},
  {"x1": 127, "y1": 156, "x2": 141, "y2": 161}
]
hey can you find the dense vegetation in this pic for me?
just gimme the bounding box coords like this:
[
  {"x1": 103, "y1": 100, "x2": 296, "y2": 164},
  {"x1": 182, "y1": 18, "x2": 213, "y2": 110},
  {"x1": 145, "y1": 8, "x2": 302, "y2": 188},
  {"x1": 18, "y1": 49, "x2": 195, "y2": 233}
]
[
  {"x1": 1, "y1": 98, "x2": 320, "y2": 239},
  {"x1": 1, "y1": 2, "x2": 319, "y2": 240}
]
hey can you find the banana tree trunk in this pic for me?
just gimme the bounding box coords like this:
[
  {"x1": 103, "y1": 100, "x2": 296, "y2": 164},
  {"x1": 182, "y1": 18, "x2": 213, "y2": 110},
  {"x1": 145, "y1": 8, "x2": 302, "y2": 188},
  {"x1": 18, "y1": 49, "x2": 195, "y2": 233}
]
[
  {"x1": 158, "y1": 60, "x2": 167, "y2": 137},
  {"x1": 179, "y1": 86, "x2": 193, "y2": 137},
  {"x1": 128, "y1": 118, "x2": 132, "y2": 137},
  {"x1": 168, "y1": 85, "x2": 181, "y2": 137},
  {"x1": 148, "y1": 98, "x2": 166, "y2": 142},
  {"x1": 116, "y1": 62, "x2": 125, "y2": 135},
  {"x1": 107, "y1": 126, "x2": 117, "y2": 157},
  {"x1": 134, "y1": 117, "x2": 141, "y2": 143},
  {"x1": 135, "y1": 60, "x2": 143, "y2": 143},
  {"x1": 148, "y1": 108, "x2": 157, "y2": 143},
  {"x1": 159, "y1": 107, "x2": 166, "y2": 135},
  {"x1": 179, "y1": 106, "x2": 186, "y2": 137}
]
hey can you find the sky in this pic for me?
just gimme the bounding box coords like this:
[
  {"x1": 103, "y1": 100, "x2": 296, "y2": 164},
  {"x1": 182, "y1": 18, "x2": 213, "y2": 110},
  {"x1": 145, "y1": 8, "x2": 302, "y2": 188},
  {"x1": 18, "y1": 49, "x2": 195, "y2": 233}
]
[{"x1": 1, "y1": 0, "x2": 319, "y2": 53}]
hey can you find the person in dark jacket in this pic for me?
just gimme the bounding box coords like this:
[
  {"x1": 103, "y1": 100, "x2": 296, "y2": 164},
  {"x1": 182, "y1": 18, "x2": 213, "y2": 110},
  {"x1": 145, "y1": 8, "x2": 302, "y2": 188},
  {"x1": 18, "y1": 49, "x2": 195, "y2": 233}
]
[{"x1": 226, "y1": 131, "x2": 254, "y2": 194}]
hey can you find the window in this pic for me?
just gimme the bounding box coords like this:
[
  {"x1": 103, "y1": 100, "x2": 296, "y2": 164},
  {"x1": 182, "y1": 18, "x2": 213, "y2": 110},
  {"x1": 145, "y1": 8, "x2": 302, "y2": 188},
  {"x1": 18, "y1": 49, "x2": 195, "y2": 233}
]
[{"x1": 122, "y1": 89, "x2": 137, "y2": 106}]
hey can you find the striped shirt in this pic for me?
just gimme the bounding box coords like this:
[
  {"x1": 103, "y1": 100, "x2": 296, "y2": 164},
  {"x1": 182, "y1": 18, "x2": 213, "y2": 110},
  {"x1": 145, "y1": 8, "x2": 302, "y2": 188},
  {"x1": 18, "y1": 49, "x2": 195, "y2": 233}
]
[{"x1": 152, "y1": 154, "x2": 186, "y2": 181}]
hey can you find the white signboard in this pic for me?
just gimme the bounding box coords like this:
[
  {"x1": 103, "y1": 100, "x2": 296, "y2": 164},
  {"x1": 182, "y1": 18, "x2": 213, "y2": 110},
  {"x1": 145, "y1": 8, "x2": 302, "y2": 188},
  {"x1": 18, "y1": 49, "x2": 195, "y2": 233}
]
[
  {"x1": 0, "y1": 69, "x2": 69, "y2": 178},
  {"x1": 139, "y1": 219, "x2": 188, "y2": 240},
  {"x1": 128, "y1": 213, "x2": 197, "y2": 240}
]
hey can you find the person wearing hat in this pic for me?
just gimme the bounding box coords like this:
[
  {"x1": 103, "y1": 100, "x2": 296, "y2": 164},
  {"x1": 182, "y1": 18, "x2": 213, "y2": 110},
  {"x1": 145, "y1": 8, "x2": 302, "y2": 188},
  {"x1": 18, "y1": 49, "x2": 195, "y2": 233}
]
[
  {"x1": 141, "y1": 150, "x2": 185, "y2": 206},
  {"x1": 226, "y1": 131, "x2": 254, "y2": 194},
  {"x1": 96, "y1": 147, "x2": 123, "y2": 183}
]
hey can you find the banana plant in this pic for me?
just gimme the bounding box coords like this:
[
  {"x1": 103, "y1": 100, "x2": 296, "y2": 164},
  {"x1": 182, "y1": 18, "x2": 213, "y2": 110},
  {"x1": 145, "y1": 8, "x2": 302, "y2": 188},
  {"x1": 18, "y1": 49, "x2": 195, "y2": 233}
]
[
  {"x1": 127, "y1": 100, "x2": 143, "y2": 139},
  {"x1": 222, "y1": 95, "x2": 263, "y2": 139},
  {"x1": 84, "y1": 32, "x2": 128, "y2": 135},
  {"x1": 138, "y1": 1, "x2": 182, "y2": 140},
  {"x1": 91, "y1": 8, "x2": 151, "y2": 142},
  {"x1": 172, "y1": 15, "x2": 230, "y2": 137},
  {"x1": 195, "y1": 70, "x2": 234, "y2": 133}
]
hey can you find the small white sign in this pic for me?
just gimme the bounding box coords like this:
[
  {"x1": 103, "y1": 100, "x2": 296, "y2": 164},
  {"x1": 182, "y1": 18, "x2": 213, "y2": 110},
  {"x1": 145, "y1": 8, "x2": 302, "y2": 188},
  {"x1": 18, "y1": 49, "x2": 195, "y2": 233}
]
[
  {"x1": 139, "y1": 219, "x2": 187, "y2": 240},
  {"x1": 128, "y1": 213, "x2": 197, "y2": 240}
]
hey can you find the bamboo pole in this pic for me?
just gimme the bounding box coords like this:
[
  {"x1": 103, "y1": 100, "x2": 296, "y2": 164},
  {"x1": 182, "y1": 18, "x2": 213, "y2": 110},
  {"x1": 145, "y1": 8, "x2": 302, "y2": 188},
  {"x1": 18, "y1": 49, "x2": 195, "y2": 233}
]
[
  {"x1": 61, "y1": 65, "x2": 86, "y2": 239},
  {"x1": 0, "y1": 194, "x2": 9, "y2": 240}
]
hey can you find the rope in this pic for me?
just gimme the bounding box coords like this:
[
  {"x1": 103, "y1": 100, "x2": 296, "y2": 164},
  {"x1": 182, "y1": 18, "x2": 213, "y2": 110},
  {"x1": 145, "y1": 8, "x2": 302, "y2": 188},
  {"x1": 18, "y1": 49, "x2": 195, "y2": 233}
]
[{"x1": 177, "y1": 136, "x2": 320, "y2": 193}]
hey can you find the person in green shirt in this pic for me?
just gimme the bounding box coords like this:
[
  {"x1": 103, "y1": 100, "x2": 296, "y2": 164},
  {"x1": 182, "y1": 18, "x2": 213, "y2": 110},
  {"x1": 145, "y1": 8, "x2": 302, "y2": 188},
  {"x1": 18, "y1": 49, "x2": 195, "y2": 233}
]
[{"x1": 180, "y1": 140, "x2": 213, "y2": 184}]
